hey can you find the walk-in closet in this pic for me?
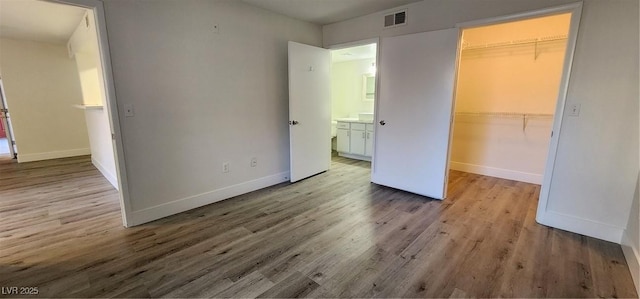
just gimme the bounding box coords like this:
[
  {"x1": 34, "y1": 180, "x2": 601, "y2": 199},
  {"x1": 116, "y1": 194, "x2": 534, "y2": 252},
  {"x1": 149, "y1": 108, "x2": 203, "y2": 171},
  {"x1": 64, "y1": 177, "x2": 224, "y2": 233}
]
[{"x1": 450, "y1": 14, "x2": 571, "y2": 184}]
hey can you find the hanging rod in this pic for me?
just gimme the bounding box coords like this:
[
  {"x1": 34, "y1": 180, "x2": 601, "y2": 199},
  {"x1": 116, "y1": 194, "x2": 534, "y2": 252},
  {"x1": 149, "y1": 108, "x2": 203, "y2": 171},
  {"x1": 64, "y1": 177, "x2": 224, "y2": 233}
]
[
  {"x1": 461, "y1": 35, "x2": 568, "y2": 51},
  {"x1": 454, "y1": 112, "x2": 554, "y2": 132}
]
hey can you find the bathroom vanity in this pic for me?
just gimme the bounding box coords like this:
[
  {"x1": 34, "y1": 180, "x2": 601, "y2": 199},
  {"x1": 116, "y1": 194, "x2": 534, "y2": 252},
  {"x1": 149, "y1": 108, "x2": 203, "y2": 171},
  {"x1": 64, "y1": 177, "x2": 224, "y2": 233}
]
[{"x1": 335, "y1": 119, "x2": 374, "y2": 161}]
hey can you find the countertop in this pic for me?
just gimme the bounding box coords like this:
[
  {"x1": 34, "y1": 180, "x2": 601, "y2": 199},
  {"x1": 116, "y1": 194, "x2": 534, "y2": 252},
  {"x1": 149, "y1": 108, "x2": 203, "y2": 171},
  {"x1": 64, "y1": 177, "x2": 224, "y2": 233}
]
[{"x1": 335, "y1": 118, "x2": 374, "y2": 124}]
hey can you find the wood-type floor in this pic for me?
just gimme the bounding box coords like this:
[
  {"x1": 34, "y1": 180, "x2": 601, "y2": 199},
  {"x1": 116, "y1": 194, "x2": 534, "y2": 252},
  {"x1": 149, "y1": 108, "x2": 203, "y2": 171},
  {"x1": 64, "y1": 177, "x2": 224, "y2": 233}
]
[{"x1": 0, "y1": 155, "x2": 637, "y2": 298}]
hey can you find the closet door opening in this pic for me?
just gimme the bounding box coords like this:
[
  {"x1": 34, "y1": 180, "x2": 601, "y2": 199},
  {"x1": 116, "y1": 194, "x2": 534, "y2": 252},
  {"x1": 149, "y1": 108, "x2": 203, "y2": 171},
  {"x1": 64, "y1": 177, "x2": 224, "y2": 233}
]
[{"x1": 449, "y1": 14, "x2": 572, "y2": 186}]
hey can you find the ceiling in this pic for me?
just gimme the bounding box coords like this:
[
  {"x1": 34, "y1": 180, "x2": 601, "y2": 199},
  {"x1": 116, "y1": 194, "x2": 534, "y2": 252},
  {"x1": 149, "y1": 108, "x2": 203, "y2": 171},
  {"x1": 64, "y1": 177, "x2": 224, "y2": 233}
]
[
  {"x1": 241, "y1": 0, "x2": 423, "y2": 25},
  {"x1": 331, "y1": 43, "x2": 376, "y2": 63},
  {"x1": 0, "y1": 0, "x2": 87, "y2": 44},
  {"x1": 0, "y1": 0, "x2": 422, "y2": 45}
]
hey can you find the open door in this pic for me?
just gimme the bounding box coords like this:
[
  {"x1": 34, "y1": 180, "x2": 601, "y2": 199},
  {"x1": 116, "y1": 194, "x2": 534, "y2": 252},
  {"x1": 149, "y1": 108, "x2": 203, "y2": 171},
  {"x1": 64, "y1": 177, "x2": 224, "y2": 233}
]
[
  {"x1": 372, "y1": 28, "x2": 459, "y2": 199},
  {"x1": 288, "y1": 41, "x2": 331, "y2": 182}
]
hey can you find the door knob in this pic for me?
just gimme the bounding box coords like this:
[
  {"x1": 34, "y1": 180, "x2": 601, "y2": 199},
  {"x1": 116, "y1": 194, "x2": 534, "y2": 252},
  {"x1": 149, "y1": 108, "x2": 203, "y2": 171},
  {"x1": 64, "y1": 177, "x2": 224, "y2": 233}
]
[
  {"x1": 379, "y1": 120, "x2": 386, "y2": 126},
  {"x1": 289, "y1": 120, "x2": 299, "y2": 125}
]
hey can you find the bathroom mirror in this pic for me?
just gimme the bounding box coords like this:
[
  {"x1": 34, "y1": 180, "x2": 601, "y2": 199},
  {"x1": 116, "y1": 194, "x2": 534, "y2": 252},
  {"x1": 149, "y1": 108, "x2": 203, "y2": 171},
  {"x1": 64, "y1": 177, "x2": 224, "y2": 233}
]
[{"x1": 362, "y1": 74, "x2": 375, "y2": 102}]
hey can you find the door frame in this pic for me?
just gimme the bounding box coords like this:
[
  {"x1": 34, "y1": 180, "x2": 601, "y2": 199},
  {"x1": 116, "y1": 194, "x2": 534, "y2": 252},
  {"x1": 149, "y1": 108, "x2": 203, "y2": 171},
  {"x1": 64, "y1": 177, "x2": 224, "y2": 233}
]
[
  {"x1": 455, "y1": 2, "x2": 583, "y2": 222},
  {"x1": 47, "y1": 0, "x2": 133, "y2": 227},
  {"x1": 327, "y1": 38, "x2": 380, "y2": 171}
]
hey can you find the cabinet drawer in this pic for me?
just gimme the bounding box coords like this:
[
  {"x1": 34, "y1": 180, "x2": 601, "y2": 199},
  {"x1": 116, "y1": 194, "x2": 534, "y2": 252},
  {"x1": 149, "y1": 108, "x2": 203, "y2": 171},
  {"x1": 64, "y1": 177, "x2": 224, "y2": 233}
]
[
  {"x1": 336, "y1": 122, "x2": 350, "y2": 129},
  {"x1": 350, "y1": 123, "x2": 366, "y2": 131},
  {"x1": 366, "y1": 124, "x2": 374, "y2": 132}
]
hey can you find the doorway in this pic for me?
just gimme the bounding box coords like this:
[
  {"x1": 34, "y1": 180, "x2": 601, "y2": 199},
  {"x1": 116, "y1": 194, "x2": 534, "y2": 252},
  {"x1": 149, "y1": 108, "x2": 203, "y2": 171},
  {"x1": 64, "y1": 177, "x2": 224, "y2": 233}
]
[
  {"x1": 0, "y1": 0, "x2": 132, "y2": 226},
  {"x1": 449, "y1": 14, "x2": 572, "y2": 185},
  {"x1": 330, "y1": 43, "x2": 377, "y2": 164},
  {"x1": 0, "y1": 77, "x2": 15, "y2": 158}
]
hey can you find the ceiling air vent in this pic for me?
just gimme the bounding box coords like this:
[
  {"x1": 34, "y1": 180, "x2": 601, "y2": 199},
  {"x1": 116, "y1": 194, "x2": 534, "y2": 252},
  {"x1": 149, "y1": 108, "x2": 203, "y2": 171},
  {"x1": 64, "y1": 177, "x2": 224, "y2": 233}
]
[{"x1": 384, "y1": 10, "x2": 407, "y2": 28}]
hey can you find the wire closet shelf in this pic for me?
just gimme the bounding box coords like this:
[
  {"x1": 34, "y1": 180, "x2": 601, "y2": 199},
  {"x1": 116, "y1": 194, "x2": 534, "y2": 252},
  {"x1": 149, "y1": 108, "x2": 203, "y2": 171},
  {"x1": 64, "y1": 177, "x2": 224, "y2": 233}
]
[
  {"x1": 461, "y1": 34, "x2": 568, "y2": 51},
  {"x1": 454, "y1": 112, "x2": 554, "y2": 132}
]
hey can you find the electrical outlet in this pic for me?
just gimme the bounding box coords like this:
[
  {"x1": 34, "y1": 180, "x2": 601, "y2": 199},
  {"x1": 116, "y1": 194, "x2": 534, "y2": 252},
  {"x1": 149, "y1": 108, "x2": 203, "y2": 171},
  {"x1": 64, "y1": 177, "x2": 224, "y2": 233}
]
[
  {"x1": 569, "y1": 104, "x2": 581, "y2": 116},
  {"x1": 222, "y1": 162, "x2": 229, "y2": 173},
  {"x1": 250, "y1": 157, "x2": 257, "y2": 167}
]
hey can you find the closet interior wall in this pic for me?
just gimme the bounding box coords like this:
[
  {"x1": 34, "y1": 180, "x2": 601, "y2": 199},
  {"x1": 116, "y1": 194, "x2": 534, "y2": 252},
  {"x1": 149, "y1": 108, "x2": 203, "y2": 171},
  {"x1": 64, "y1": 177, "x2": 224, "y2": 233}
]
[{"x1": 450, "y1": 14, "x2": 571, "y2": 184}]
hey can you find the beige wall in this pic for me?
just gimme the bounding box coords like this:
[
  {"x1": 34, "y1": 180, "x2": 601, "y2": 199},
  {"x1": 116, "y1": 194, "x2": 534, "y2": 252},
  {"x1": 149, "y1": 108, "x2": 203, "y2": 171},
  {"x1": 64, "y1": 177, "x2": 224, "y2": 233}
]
[
  {"x1": 0, "y1": 38, "x2": 90, "y2": 162},
  {"x1": 103, "y1": 0, "x2": 322, "y2": 223},
  {"x1": 450, "y1": 14, "x2": 570, "y2": 183}
]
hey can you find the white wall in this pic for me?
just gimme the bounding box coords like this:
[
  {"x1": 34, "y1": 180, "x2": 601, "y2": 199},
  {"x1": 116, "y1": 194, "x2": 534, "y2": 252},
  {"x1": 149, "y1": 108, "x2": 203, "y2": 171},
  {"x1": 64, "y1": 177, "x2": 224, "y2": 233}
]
[
  {"x1": 450, "y1": 14, "x2": 570, "y2": 184},
  {"x1": 0, "y1": 38, "x2": 90, "y2": 162},
  {"x1": 69, "y1": 11, "x2": 118, "y2": 189},
  {"x1": 544, "y1": 0, "x2": 638, "y2": 242},
  {"x1": 331, "y1": 58, "x2": 375, "y2": 120},
  {"x1": 323, "y1": 0, "x2": 639, "y2": 244},
  {"x1": 102, "y1": 0, "x2": 322, "y2": 224}
]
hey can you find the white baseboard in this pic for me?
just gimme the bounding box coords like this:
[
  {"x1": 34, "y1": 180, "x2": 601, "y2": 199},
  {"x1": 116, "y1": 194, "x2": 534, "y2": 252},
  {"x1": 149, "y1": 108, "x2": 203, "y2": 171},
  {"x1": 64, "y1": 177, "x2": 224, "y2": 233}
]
[
  {"x1": 18, "y1": 148, "x2": 91, "y2": 163},
  {"x1": 622, "y1": 230, "x2": 640, "y2": 295},
  {"x1": 449, "y1": 161, "x2": 542, "y2": 184},
  {"x1": 129, "y1": 171, "x2": 290, "y2": 226},
  {"x1": 91, "y1": 157, "x2": 119, "y2": 190},
  {"x1": 536, "y1": 210, "x2": 624, "y2": 243}
]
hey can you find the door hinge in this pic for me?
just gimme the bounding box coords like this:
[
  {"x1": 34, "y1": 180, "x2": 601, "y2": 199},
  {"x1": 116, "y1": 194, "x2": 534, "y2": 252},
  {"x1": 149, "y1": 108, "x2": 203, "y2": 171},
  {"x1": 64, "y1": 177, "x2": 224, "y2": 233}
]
[{"x1": 111, "y1": 133, "x2": 116, "y2": 140}]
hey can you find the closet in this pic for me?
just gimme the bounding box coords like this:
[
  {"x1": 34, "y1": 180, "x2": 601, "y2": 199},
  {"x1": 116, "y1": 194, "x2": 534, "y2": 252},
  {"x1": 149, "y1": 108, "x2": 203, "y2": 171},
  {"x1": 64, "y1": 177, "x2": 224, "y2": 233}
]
[{"x1": 450, "y1": 14, "x2": 571, "y2": 184}]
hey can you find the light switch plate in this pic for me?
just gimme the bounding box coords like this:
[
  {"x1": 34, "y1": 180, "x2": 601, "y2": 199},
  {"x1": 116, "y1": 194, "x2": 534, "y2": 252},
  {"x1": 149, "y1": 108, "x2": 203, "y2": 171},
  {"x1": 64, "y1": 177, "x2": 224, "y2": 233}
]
[
  {"x1": 569, "y1": 104, "x2": 581, "y2": 116},
  {"x1": 124, "y1": 104, "x2": 134, "y2": 117}
]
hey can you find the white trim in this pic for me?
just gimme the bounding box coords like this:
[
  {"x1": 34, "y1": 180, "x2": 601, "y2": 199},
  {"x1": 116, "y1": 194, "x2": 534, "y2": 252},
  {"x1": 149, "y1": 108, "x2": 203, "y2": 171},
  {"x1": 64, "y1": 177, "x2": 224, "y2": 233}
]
[
  {"x1": 49, "y1": 0, "x2": 133, "y2": 227},
  {"x1": 536, "y1": 3, "x2": 583, "y2": 226},
  {"x1": 129, "y1": 172, "x2": 290, "y2": 226},
  {"x1": 17, "y1": 148, "x2": 90, "y2": 163},
  {"x1": 449, "y1": 161, "x2": 542, "y2": 184},
  {"x1": 91, "y1": 157, "x2": 118, "y2": 190},
  {"x1": 537, "y1": 210, "x2": 624, "y2": 244},
  {"x1": 622, "y1": 231, "x2": 640, "y2": 294},
  {"x1": 443, "y1": 28, "x2": 463, "y2": 199},
  {"x1": 456, "y1": 2, "x2": 583, "y2": 29}
]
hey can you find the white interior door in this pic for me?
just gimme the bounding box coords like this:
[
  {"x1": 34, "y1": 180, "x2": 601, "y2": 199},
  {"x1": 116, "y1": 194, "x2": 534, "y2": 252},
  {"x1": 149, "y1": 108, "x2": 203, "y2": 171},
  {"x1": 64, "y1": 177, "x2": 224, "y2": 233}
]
[
  {"x1": 372, "y1": 28, "x2": 459, "y2": 199},
  {"x1": 288, "y1": 41, "x2": 331, "y2": 182}
]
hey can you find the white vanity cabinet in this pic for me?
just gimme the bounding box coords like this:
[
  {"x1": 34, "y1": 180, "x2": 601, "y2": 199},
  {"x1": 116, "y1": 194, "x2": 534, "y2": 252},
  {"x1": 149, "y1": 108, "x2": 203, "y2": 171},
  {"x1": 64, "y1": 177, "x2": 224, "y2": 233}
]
[
  {"x1": 364, "y1": 124, "x2": 374, "y2": 157},
  {"x1": 336, "y1": 120, "x2": 374, "y2": 161},
  {"x1": 336, "y1": 122, "x2": 350, "y2": 153},
  {"x1": 349, "y1": 123, "x2": 366, "y2": 156}
]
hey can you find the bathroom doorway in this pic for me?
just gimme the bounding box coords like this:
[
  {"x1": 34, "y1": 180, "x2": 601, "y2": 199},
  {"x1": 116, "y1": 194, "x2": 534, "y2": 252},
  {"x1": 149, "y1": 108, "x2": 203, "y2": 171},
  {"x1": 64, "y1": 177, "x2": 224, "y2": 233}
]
[{"x1": 329, "y1": 42, "x2": 378, "y2": 166}]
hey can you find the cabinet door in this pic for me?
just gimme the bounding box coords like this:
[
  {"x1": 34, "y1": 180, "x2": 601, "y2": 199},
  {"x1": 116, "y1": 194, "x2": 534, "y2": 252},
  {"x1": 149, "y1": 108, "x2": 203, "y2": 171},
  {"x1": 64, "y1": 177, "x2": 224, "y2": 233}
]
[
  {"x1": 350, "y1": 129, "x2": 366, "y2": 155},
  {"x1": 365, "y1": 130, "x2": 373, "y2": 157},
  {"x1": 336, "y1": 129, "x2": 350, "y2": 153}
]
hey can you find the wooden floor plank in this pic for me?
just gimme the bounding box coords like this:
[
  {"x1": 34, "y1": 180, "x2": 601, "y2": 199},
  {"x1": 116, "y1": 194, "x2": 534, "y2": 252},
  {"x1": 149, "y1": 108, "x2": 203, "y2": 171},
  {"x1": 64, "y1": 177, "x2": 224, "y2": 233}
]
[{"x1": 0, "y1": 154, "x2": 637, "y2": 298}]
